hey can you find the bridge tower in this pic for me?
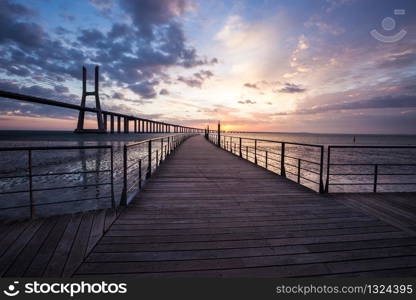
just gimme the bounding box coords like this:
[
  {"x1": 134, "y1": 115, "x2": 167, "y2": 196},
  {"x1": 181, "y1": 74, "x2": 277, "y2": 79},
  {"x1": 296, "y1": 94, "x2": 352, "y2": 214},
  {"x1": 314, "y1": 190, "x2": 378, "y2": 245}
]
[{"x1": 74, "y1": 66, "x2": 106, "y2": 133}]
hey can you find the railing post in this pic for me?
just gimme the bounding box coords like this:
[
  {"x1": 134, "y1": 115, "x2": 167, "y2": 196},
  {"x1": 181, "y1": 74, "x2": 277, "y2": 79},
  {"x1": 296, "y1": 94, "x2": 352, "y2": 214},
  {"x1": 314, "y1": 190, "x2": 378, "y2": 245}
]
[
  {"x1": 161, "y1": 138, "x2": 164, "y2": 161},
  {"x1": 319, "y1": 146, "x2": 324, "y2": 193},
  {"x1": 110, "y1": 147, "x2": 115, "y2": 208},
  {"x1": 168, "y1": 136, "x2": 171, "y2": 154},
  {"x1": 254, "y1": 140, "x2": 258, "y2": 165},
  {"x1": 297, "y1": 159, "x2": 301, "y2": 183},
  {"x1": 217, "y1": 122, "x2": 221, "y2": 147},
  {"x1": 28, "y1": 150, "x2": 33, "y2": 219},
  {"x1": 147, "y1": 140, "x2": 152, "y2": 178},
  {"x1": 246, "y1": 146, "x2": 248, "y2": 160},
  {"x1": 121, "y1": 144, "x2": 127, "y2": 206},
  {"x1": 239, "y1": 137, "x2": 242, "y2": 157},
  {"x1": 280, "y1": 142, "x2": 286, "y2": 177},
  {"x1": 373, "y1": 164, "x2": 378, "y2": 193},
  {"x1": 138, "y1": 159, "x2": 142, "y2": 190},
  {"x1": 324, "y1": 146, "x2": 331, "y2": 193},
  {"x1": 265, "y1": 151, "x2": 268, "y2": 169}
]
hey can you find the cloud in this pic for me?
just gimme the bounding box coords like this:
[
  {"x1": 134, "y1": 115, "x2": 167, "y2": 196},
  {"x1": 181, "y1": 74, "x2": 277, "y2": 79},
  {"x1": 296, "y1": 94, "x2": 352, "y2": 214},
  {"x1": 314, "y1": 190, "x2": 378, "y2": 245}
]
[
  {"x1": 89, "y1": 0, "x2": 114, "y2": 15},
  {"x1": 54, "y1": 85, "x2": 69, "y2": 93},
  {"x1": 159, "y1": 88, "x2": 169, "y2": 95},
  {"x1": 112, "y1": 92, "x2": 125, "y2": 99},
  {"x1": 238, "y1": 99, "x2": 256, "y2": 104},
  {"x1": 119, "y1": 0, "x2": 192, "y2": 38},
  {"x1": 128, "y1": 81, "x2": 159, "y2": 99},
  {"x1": 0, "y1": 0, "x2": 216, "y2": 103},
  {"x1": 276, "y1": 94, "x2": 416, "y2": 115},
  {"x1": 244, "y1": 82, "x2": 259, "y2": 89},
  {"x1": 304, "y1": 16, "x2": 345, "y2": 35},
  {"x1": 378, "y1": 50, "x2": 416, "y2": 69},
  {"x1": 277, "y1": 83, "x2": 306, "y2": 93},
  {"x1": 77, "y1": 28, "x2": 106, "y2": 48},
  {"x1": 177, "y1": 69, "x2": 214, "y2": 88},
  {"x1": 325, "y1": 0, "x2": 355, "y2": 13}
]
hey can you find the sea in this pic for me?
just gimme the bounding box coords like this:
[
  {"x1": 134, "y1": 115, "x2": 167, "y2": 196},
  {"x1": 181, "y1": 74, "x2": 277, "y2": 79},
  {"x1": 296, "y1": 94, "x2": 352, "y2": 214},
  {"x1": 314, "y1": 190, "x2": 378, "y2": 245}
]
[{"x1": 0, "y1": 130, "x2": 415, "y2": 220}]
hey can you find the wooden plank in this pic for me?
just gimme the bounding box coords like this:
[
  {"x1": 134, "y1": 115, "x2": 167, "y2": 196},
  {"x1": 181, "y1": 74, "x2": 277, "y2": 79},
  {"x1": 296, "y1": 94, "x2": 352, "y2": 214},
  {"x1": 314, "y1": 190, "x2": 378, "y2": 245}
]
[
  {"x1": 87, "y1": 238, "x2": 416, "y2": 263},
  {"x1": 0, "y1": 221, "x2": 31, "y2": 257},
  {"x1": 43, "y1": 213, "x2": 83, "y2": 277},
  {"x1": 62, "y1": 211, "x2": 94, "y2": 277},
  {"x1": 0, "y1": 219, "x2": 44, "y2": 277},
  {"x1": 24, "y1": 215, "x2": 72, "y2": 277},
  {"x1": 78, "y1": 246, "x2": 416, "y2": 275},
  {"x1": 4, "y1": 217, "x2": 58, "y2": 277},
  {"x1": 86, "y1": 210, "x2": 105, "y2": 255},
  {"x1": 104, "y1": 209, "x2": 117, "y2": 232}
]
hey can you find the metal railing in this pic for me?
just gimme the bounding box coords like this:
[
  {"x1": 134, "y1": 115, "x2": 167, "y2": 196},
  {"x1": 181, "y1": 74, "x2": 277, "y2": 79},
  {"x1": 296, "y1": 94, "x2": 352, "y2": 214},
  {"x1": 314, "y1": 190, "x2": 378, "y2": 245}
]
[
  {"x1": 120, "y1": 133, "x2": 193, "y2": 205},
  {"x1": 325, "y1": 145, "x2": 416, "y2": 193},
  {"x1": 208, "y1": 133, "x2": 324, "y2": 193},
  {"x1": 0, "y1": 134, "x2": 193, "y2": 219},
  {"x1": 0, "y1": 145, "x2": 114, "y2": 219}
]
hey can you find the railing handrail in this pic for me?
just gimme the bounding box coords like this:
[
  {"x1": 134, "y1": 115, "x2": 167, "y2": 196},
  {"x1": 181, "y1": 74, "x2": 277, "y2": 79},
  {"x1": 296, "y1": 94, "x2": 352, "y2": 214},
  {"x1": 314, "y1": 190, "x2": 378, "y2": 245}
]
[
  {"x1": 218, "y1": 134, "x2": 324, "y2": 149},
  {"x1": 125, "y1": 133, "x2": 192, "y2": 148},
  {"x1": 329, "y1": 145, "x2": 416, "y2": 149},
  {"x1": 0, "y1": 145, "x2": 112, "y2": 151}
]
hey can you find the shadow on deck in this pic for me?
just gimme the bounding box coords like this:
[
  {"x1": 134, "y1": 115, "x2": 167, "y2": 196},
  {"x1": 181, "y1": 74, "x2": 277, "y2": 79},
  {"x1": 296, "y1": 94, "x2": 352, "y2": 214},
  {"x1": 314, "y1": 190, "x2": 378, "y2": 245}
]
[{"x1": 1, "y1": 135, "x2": 416, "y2": 277}]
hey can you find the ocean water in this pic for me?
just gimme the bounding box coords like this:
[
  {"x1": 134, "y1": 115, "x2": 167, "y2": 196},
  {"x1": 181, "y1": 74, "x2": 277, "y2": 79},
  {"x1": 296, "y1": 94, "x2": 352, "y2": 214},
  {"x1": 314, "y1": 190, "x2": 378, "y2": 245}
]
[{"x1": 0, "y1": 130, "x2": 415, "y2": 220}]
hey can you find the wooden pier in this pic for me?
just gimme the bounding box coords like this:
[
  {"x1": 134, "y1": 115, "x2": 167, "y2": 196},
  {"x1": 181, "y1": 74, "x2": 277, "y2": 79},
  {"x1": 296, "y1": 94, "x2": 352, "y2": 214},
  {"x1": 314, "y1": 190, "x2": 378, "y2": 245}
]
[{"x1": 1, "y1": 135, "x2": 416, "y2": 277}]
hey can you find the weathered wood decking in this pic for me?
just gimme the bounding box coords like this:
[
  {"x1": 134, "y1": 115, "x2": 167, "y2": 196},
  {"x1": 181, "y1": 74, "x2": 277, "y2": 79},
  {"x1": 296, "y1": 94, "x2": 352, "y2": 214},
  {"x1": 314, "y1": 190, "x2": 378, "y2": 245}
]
[
  {"x1": 0, "y1": 208, "x2": 121, "y2": 277},
  {"x1": 1, "y1": 135, "x2": 416, "y2": 277},
  {"x1": 75, "y1": 135, "x2": 416, "y2": 277}
]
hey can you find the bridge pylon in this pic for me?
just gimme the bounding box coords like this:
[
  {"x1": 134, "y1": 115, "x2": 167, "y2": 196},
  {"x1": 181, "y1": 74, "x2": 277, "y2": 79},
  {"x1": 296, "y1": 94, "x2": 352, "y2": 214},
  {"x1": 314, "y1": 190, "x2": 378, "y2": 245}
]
[{"x1": 74, "y1": 66, "x2": 106, "y2": 133}]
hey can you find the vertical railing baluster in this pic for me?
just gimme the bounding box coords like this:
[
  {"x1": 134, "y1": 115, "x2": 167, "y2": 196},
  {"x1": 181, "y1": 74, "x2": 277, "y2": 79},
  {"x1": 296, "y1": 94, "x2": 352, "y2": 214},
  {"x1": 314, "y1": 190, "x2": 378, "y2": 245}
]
[
  {"x1": 319, "y1": 146, "x2": 324, "y2": 193},
  {"x1": 138, "y1": 159, "x2": 142, "y2": 190},
  {"x1": 121, "y1": 145, "x2": 127, "y2": 206},
  {"x1": 147, "y1": 140, "x2": 152, "y2": 178},
  {"x1": 168, "y1": 136, "x2": 171, "y2": 155},
  {"x1": 265, "y1": 151, "x2": 268, "y2": 169},
  {"x1": 156, "y1": 150, "x2": 159, "y2": 167},
  {"x1": 297, "y1": 159, "x2": 301, "y2": 183},
  {"x1": 324, "y1": 146, "x2": 331, "y2": 193},
  {"x1": 239, "y1": 137, "x2": 242, "y2": 157},
  {"x1": 254, "y1": 140, "x2": 258, "y2": 165},
  {"x1": 161, "y1": 138, "x2": 164, "y2": 161},
  {"x1": 110, "y1": 147, "x2": 115, "y2": 208},
  {"x1": 246, "y1": 146, "x2": 248, "y2": 160},
  {"x1": 28, "y1": 150, "x2": 33, "y2": 219},
  {"x1": 280, "y1": 142, "x2": 286, "y2": 177},
  {"x1": 373, "y1": 164, "x2": 378, "y2": 193}
]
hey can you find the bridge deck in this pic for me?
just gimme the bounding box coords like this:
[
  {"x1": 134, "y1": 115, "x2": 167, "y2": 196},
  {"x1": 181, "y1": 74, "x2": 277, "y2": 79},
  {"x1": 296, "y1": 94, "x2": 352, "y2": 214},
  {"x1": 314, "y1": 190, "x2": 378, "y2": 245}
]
[{"x1": 74, "y1": 135, "x2": 416, "y2": 277}]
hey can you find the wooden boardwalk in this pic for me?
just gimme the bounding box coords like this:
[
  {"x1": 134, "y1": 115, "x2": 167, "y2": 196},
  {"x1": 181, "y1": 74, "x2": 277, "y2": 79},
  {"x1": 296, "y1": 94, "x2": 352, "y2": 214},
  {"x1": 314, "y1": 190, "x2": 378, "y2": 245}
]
[
  {"x1": 1, "y1": 135, "x2": 415, "y2": 277},
  {"x1": 73, "y1": 135, "x2": 416, "y2": 278}
]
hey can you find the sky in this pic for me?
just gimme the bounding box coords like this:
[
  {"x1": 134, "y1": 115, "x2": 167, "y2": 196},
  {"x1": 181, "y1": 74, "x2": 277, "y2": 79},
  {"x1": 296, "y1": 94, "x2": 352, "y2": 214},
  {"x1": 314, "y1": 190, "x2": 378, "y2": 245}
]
[{"x1": 0, "y1": 0, "x2": 416, "y2": 134}]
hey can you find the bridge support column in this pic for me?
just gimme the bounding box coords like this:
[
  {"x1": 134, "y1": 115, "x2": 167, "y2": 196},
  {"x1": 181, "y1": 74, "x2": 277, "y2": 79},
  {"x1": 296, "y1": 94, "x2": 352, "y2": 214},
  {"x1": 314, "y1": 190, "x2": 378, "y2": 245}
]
[
  {"x1": 74, "y1": 66, "x2": 106, "y2": 133},
  {"x1": 124, "y1": 117, "x2": 129, "y2": 133},
  {"x1": 217, "y1": 122, "x2": 221, "y2": 146},
  {"x1": 103, "y1": 113, "x2": 107, "y2": 132},
  {"x1": 110, "y1": 115, "x2": 114, "y2": 133}
]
